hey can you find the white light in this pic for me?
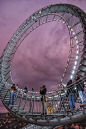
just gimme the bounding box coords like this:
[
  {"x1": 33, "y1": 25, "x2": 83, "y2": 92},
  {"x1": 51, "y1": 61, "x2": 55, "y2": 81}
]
[
  {"x1": 70, "y1": 75, "x2": 73, "y2": 79},
  {"x1": 74, "y1": 87, "x2": 77, "y2": 90},
  {"x1": 74, "y1": 61, "x2": 77, "y2": 65},
  {"x1": 48, "y1": 97, "x2": 52, "y2": 99},
  {"x1": 77, "y1": 45, "x2": 79, "y2": 48},
  {"x1": 37, "y1": 97, "x2": 40, "y2": 99},
  {"x1": 62, "y1": 21, "x2": 65, "y2": 23},
  {"x1": 76, "y1": 56, "x2": 78, "y2": 59},
  {"x1": 73, "y1": 32, "x2": 75, "y2": 35},
  {"x1": 34, "y1": 17, "x2": 36, "y2": 20},
  {"x1": 54, "y1": 95, "x2": 58, "y2": 97},
  {"x1": 32, "y1": 16, "x2": 36, "y2": 20},
  {"x1": 75, "y1": 36, "x2": 77, "y2": 39},
  {"x1": 62, "y1": 83, "x2": 66, "y2": 87},
  {"x1": 73, "y1": 66, "x2": 76, "y2": 69},
  {"x1": 76, "y1": 50, "x2": 79, "y2": 54},
  {"x1": 72, "y1": 70, "x2": 75, "y2": 74},
  {"x1": 68, "y1": 25, "x2": 71, "y2": 28},
  {"x1": 84, "y1": 82, "x2": 86, "y2": 84},
  {"x1": 71, "y1": 28, "x2": 73, "y2": 31},
  {"x1": 76, "y1": 40, "x2": 78, "y2": 44},
  {"x1": 56, "y1": 105, "x2": 57, "y2": 107},
  {"x1": 39, "y1": 11, "x2": 41, "y2": 14}
]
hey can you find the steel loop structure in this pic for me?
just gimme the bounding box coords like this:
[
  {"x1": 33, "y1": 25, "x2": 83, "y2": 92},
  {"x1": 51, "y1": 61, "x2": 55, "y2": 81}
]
[{"x1": 0, "y1": 4, "x2": 86, "y2": 128}]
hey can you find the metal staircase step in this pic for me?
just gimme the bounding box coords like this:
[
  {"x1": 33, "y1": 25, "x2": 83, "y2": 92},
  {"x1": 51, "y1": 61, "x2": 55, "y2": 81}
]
[
  {"x1": 4, "y1": 97, "x2": 10, "y2": 99},
  {"x1": 8, "y1": 104, "x2": 19, "y2": 108},
  {"x1": 18, "y1": 110, "x2": 30, "y2": 115},
  {"x1": 12, "y1": 107, "x2": 23, "y2": 111}
]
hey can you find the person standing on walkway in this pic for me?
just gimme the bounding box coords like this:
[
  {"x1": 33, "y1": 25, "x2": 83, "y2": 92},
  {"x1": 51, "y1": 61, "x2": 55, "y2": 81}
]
[
  {"x1": 66, "y1": 80, "x2": 75, "y2": 110},
  {"x1": 31, "y1": 88, "x2": 34, "y2": 96},
  {"x1": 24, "y1": 86, "x2": 28, "y2": 94},
  {"x1": 9, "y1": 84, "x2": 16, "y2": 105},
  {"x1": 40, "y1": 85, "x2": 47, "y2": 115},
  {"x1": 75, "y1": 76, "x2": 85, "y2": 105}
]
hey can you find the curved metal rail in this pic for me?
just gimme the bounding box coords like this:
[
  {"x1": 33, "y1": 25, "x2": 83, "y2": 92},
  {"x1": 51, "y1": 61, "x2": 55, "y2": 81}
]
[{"x1": 0, "y1": 3, "x2": 86, "y2": 127}]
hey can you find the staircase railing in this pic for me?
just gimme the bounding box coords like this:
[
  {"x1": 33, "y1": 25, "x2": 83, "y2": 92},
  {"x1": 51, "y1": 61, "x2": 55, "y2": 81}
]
[{"x1": 0, "y1": 76, "x2": 86, "y2": 126}]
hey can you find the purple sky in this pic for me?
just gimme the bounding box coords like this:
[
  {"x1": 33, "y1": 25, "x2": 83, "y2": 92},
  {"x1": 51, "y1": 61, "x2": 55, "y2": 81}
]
[{"x1": 0, "y1": 0, "x2": 86, "y2": 113}]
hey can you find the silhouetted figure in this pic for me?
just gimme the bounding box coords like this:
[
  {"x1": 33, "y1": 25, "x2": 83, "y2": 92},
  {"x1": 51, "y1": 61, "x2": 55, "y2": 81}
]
[
  {"x1": 40, "y1": 85, "x2": 47, "y2": 115},
  {"x1": 24, "y1": 86, "x2": 28, "y2": 94}
]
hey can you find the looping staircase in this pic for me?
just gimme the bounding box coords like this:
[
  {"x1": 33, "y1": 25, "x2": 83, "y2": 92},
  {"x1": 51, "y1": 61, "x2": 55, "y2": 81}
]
[{"x1": 0, "y1": 3, "x2": 86, "y2": 128}]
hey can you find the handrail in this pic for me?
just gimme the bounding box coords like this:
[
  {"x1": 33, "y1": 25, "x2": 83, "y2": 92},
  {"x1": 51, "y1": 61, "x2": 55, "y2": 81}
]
[{"x1": 5, "y1": 75, "x2": 86, "y2": 101}]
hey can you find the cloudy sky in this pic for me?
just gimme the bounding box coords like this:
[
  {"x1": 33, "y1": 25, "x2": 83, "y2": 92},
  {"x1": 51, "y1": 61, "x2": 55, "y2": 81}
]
[{"x1": 0, "y1": 0, "x2": 86, "y2": 113}]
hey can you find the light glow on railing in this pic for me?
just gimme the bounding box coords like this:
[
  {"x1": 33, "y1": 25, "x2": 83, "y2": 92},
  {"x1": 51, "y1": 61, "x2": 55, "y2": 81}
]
[
  {"x1": 69, "y1": 26, "x2": 79, "y2": 80},
  {"x1": 74, "y1": 61, "x2": 77, "y2": 65},
  {"x1": 70, "y1": 75, "x2": 73, "y2": 79},
  {"x1": 76, "y1": 56, "x2": 78, "y2": 59},
  {"x1": 73, "y1": 66, "x2": 76, "y2": 70},
  {"x1": 76, "y1": 50, "x2": 79, "y2": 54},
  {"x1": 76, "y1": 40, "x2": 78, "y2": 44},
  {"x1": 72, "y1": 70, "x2": 75, "y2": 74}
]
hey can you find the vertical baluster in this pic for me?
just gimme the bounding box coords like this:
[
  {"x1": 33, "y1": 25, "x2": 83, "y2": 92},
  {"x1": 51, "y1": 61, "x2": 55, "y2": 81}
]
[
  {"x1": 43, "y1": 96, "x2": 45, "y2": 119},
  {"x1": 40, "y1": 98, "x2": 41, "y2": 114},
  {"x1": 23, "y1": 97, "x2": 27, "y2": 110},
  {"x1": 43, "y1": 96, "x2": 45, "y2": 115},
  {"x1": 57, "y1": 99, "x2": 58, "y2": 113},
  {"x1": 29, "y1": 96, "x2": 32, "y2": 113},
  {"x1": 32, "y1": 96, "x2": 35, "y2": 117},
  {"x1": 18, "y1": 95, "x2": 23, "y2": 112},
  {"x1": 37, "y1": 102, "x2": 38, "y2": 114},
  {"x1": 52, "y1": 95, "x2": 54, "y2": 111},
  {"x1": 38, "y1": 101, "x2": 39, "y2": 114}
]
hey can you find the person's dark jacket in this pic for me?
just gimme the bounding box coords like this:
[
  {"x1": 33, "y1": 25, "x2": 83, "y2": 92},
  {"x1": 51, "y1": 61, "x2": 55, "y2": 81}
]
[
  {"x1": 24, "y1": 87, "x2": 28, "y2": 94},
  {"x1": 40, "y1": 88, "x2": 47, "y2": 95},
  {"x1": 40, "y1": 87, "x2": 47, "y2": 101},
  {"x1": 75, "y1": 77, "x2": 84, "y2": 91}
]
